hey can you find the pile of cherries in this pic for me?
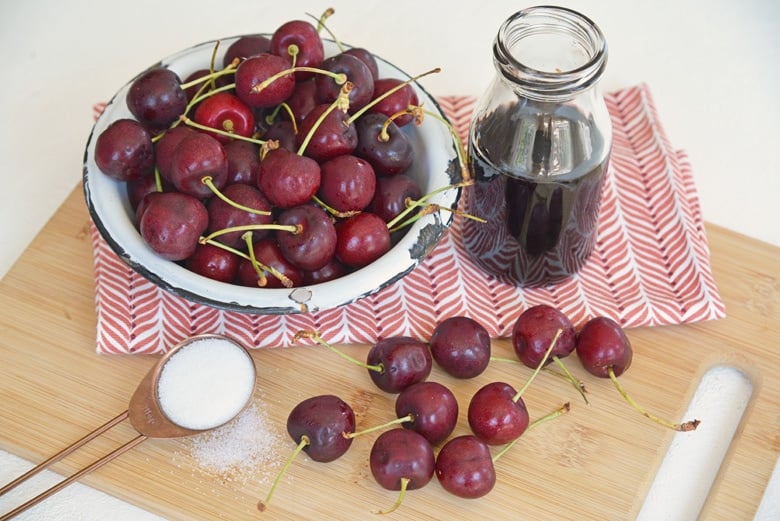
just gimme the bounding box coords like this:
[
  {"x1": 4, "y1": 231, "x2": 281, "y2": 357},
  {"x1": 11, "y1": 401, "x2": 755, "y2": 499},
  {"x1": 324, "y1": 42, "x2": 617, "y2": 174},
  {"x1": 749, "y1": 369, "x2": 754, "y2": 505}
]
[
  {"x1": 93, "y1": 12, "x2": 457, "y2": 289},
  {"x1": 261, "y1": 305, "x2": 699, "y2": 513}
]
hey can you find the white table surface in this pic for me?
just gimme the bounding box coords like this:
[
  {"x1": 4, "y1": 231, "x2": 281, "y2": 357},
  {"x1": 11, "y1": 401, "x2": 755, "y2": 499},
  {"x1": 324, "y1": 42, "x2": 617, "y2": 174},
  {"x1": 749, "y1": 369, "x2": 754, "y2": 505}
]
[{"x1": 1, "y1": 1, "x2": 778, "y2": 519}]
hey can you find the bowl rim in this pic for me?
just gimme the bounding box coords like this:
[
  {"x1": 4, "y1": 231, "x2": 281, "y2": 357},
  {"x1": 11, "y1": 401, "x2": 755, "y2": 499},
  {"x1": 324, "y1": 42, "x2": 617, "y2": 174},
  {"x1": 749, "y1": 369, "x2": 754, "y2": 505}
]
[{"x1": 83, "y1": 35, "x2": 462, "y2": 315}]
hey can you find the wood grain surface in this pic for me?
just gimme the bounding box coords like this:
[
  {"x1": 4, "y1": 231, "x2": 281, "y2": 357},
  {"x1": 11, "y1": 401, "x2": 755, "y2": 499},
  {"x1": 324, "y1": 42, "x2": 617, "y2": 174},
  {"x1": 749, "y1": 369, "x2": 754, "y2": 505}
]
[{"x1": 1, "y1": 185, "x2": 778, "y2": 520}]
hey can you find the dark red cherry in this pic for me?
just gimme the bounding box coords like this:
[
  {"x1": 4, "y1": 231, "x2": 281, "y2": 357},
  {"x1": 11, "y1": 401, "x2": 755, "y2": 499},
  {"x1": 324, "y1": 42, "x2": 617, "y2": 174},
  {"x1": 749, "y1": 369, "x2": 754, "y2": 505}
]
[
  {"x1": 576, "y1": 316, "x2": 633, "y2": 378},
  {"x1": 167, "y1": 132, "x2": 228, "y2": 198},
  {"x1": 270, "y1": 20, "x2": 324, "y2": 81},
  {"x1": 138, "y1": 191, "x2": 208, "y2": 261},
  {"x1": 429, "y1": 316, "x2": 491, "y2": 379},
  {"x1": 224, "y1": 140, "x2": 261, "y2": 185},
  {"x1": 206, "y1": 183, "x2": 273, "y2": 248},
  {"x1": 223, "y1": 35, "x2": 272, "y2": 67},
  {"x1": 335, "y1": 212, "x2": 391, "y2": 268},
  {"x1": 284, "y1": 78, "x2": 318, "y2": 123},
  {"x1": 467, "y1": 382, "x2": 529, "y2": 445},
  {"x1": 262, "y1": 119, "x2": 297, "y2": 152},
  {"x1": 369, "y1": 174, "x2": 423, "y2": 223},
  {"x1": 154, "y1": 126, "x2": 197, "y2": 182},
  {"x1": 435, "y1": 435, "x2": 496, "y2": 499},
  {"x1": 234, "y1": 53, "x2": 295, "y2": 109},
  {"x1": 126, "y1": 67, "x2": 187, "y2": 130},
  {"x1": 296, "y1": 104, "x2": 358, "y2": 162},
  {"x1": 366, "y1": 336, "x2": 432, "y2": 394},
  {"x1": 94, "y1": 118, "x2": 154, "y2": 181},
  {"x1": 317, "y1": 154, "x2": 377, "y2": 214},
  {"x1": 342, "y1": 47, "x2": 379, "y2": 80},
  {"x1": 315, "y1": 53, "x2": 375, "y2": 112},
  {"x1": 275, "y1": 204, "x2": 337, "y2": 272},
  {"x1": 355, "y1": 113, "x2": 414, "y2": 176},
  {"x1": 185, "y1": 243, "x2": 239, "y2": 283},
  {"x1": 286, "y1": 395, "x2": 355, "y2": 463},
  {"x1": 236, "y1": 238, "x2": 303, "y2": 288},
  {"x1": 257, "y1": 147, "x2": 321, "y2": 208},
  {"x1": 395, "y1": 381, "x2": 458, "y2": 445},
  {"x1": 369, "y1": 78, "x2": 419, "y2": 127},
  {"x1": 370, "y1": 428, "x2": 435, "y2": 492},
  {"x1": 302, "y1": 258, "x2": 349, "y2": 285},
  {"x1": 512, "y1": 304, "x2": 576, "y2": 369}
]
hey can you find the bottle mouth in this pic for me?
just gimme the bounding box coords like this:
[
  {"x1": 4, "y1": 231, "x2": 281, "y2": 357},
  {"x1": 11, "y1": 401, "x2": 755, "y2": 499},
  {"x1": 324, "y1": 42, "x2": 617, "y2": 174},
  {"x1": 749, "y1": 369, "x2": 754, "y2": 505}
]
[{"x1": 494, "y1": 6, "x2": 608, "y2": 99}]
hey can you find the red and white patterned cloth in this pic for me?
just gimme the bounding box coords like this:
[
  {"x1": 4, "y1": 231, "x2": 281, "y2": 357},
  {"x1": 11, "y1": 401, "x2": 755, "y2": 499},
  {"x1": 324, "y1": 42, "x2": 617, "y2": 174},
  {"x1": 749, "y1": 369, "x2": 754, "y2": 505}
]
[{"x1": 90, "y1": 84, "x2": 726, "y2": 354}]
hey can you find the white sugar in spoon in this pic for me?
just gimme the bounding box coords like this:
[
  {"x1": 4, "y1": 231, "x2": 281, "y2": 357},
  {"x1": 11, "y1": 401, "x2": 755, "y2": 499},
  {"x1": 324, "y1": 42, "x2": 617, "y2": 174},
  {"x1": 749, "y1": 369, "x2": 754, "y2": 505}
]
[{"x1": 0, "y1": 334, "x2": 256, "y2": 520}]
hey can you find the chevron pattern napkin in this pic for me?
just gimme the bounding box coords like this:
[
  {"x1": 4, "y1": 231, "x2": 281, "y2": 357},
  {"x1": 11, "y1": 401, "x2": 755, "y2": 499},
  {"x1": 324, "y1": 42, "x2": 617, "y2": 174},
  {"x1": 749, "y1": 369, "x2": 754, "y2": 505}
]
[{"x1": 90, "y1": 84, "x2": 725, "y2": 354}]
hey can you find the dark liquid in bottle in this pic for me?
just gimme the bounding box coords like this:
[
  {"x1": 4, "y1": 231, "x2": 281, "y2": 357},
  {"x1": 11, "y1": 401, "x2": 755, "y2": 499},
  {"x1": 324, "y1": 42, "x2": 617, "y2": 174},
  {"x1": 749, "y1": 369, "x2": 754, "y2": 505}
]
[{"x1": 462, "y1": 103, "x2": 608, "y2": 287}]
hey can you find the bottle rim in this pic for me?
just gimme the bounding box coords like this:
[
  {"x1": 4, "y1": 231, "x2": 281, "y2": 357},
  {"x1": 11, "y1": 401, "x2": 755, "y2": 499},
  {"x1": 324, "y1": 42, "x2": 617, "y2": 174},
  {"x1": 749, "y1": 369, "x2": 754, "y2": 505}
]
[{"x1": 494, "y1": 6, "x2": 608, "y2": 99}]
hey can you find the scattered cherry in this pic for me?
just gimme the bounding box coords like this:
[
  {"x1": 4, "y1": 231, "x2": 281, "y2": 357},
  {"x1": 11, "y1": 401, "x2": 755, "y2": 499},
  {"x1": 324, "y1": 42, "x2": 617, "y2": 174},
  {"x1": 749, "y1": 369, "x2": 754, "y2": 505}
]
[
  {"x1": 259, "y1": 394, "x2": 355, "y2": 512},
  {"x1": 576, "y1": 316, "x2": 700, "y2": 431},
  {"x1": 369, "y1": 428, "x2": 435, "y2": 514},
  {"x1": 394, "y1": 381, "x2": 458, "y2": 445},
  {"x1": 429, "y1": 316, "x2": 491, "y2": 379},
  {"x1": 366, "y1": 336, "x2": 432, "y2": 393},
  {"x1": 435, "y1": 435, "x2": 495, "y2": 499}
]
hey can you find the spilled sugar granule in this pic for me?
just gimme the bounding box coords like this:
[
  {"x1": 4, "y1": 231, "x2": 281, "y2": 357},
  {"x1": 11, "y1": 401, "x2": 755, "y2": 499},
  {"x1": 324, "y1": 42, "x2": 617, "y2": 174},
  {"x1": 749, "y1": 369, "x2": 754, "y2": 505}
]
[{"x1": 182, "y1": 401, "x2": 282, "y2": 485}]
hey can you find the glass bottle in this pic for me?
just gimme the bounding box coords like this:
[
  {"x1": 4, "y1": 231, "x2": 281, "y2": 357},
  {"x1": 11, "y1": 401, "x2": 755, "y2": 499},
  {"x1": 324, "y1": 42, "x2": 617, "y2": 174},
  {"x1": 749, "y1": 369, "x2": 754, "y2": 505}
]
[{"x1": 462, "y1": 6, "x2": 611, "y2": 287}]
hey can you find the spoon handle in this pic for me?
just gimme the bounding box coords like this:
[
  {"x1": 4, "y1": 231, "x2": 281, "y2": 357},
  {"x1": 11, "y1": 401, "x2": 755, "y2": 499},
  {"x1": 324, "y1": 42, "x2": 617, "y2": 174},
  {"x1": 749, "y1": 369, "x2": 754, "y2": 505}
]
[
  {"x1": 0, "y1": 410, "x2": 130, "y2": 497},
  {"x1": 0, "y1": 433, "x2": 148, "y2": 520}
]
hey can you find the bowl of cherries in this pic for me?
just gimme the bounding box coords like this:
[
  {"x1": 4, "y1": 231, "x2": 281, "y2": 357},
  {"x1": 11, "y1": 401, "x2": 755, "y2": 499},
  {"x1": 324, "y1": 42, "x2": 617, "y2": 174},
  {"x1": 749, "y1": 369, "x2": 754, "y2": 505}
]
[{"x1": 83, "y1": 16, "x2": 464, "y2": 314}]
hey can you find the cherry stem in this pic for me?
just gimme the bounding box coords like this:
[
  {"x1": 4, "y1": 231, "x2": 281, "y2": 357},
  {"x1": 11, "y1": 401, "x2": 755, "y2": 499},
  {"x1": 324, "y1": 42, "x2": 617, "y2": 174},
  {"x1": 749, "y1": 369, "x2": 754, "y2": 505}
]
[
  {"x1": 377, "y1": 477, "x2": 410, "y2": 515},
  {"x1": 258, "y1": 435, "x2": 309, "y2": 512},
  {"x1": 179, "y1": 61, "x2": 238, "y2": 91},
  {"x1": 385, "y1": 181, "x2": 472, "y2": 230},
  {"x1": 343, "y1": 414, "x2": 414, "y2": 439},
  {"x1": 345, "y1": 68, "x2": 441, "y2": 125},
  {"x1": 512, "y1": 329, "x2": 563, "y2": 403},
  {"x1": 296, "y1": 82, "x2": 353, "y2": 156},
  {"x1": 188, "y1": 82, "x2": 237, "y2": 108},
  {"x1": 492, "y1": 403, "x2": 571, "y2": 463},
  {"x1": 200, "y1": 223, "x2": 299, "y2": 245},
  {"x1": 241, "y1": 232, "x2": 296, "y2": 288},
  {"x1": 388, "y1": 202, "x2": 485, "y2": 233},
  {"x1": 306, "y1": 8, "x2": 345, "y2": 53},
  {"x1": 153, "y1": 167, "x2": 163, "y2": 193},
  {"x1": 294, "y1": 330, "x2": 384, "y2": 373},
  {"x1": 311, "y1": 195, "x2": 360, "y2": 219},
  {"x1": 264, "y1": 103, "x2": 299, "y2": 135},
  {"x1": 550, "y1": 355, "x2": 589, "y2": 405},
  {"x1": 416, "y1": 106, "x2": 471, "y2": 183},
  {"x1": 607, "y1": 367, "x2": 700, "y2": 432},
  {"x1": 252, "y1": 67, "x2": 347, "y2": 94},
  {"x1": 200, "y1": 237, "x2": 251, "y2": 261},
  {"x1": 200, "y1": 176, "x2": 272, "y2": 216},
  {"x1": 180, "y1": 115, "x2": 266, "y2": 146}
]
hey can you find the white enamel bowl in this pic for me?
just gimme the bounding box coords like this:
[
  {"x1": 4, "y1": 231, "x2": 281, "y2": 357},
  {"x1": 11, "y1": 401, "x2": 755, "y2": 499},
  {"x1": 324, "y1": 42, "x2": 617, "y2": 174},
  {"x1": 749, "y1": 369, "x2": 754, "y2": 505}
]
[{"x1": 83, "y1": 36, "x2": 461, "y2": 314}]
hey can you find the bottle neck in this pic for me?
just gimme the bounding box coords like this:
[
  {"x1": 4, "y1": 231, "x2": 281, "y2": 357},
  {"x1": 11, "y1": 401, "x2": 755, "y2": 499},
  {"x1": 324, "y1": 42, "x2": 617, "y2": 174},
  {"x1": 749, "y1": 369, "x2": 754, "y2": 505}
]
[{"x1": 493, "y1": 6, "x2": 608, "y2": 102}]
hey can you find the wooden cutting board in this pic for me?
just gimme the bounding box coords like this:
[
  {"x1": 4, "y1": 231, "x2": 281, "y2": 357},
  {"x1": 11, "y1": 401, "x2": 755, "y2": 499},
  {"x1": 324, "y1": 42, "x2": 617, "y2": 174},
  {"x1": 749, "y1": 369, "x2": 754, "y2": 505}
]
[{"x1": 1, "y1": 185, "x2": 778, "y2": 520}]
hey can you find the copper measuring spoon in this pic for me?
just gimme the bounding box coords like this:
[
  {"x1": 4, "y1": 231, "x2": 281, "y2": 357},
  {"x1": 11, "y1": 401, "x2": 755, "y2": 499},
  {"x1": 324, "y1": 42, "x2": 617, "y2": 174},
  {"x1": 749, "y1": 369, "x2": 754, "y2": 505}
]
[{"x1": 0, "y1": 334, "x2": 256, "y2": 520}]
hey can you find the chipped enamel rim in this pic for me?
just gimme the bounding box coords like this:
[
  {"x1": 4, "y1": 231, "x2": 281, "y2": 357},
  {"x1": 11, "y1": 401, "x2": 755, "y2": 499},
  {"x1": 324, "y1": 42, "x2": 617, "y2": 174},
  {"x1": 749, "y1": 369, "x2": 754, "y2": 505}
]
[{"x1": 83, "y1": 36, "x2": 461, "y2": 314}]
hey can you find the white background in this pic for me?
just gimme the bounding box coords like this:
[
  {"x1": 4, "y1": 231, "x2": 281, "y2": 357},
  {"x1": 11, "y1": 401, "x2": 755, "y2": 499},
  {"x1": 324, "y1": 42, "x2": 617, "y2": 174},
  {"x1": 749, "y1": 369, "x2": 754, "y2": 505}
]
[{"x1": 1, "y1": 1, "x2": 778, "y2": 519}]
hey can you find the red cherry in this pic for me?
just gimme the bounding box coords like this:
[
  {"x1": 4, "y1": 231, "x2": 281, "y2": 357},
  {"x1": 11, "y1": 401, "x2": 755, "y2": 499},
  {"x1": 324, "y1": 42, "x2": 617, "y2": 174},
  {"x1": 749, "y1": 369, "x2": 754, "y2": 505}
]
[
  {"x1": 335, "y1": 212, "x2": 391, "y2": 268},
  {"x1": 234, "y1": 53, "x2": 295, "y2": 109},
  {"x1": 270, "y1": 20, "x2": 325, "y2": 80},
  {"x1": 193, "y1": 92, "x2": 256, "y2": 143},
  {"x1": 138, "y1": 192, "x2": 208, "y2": 261},
  {"x1": 369, "y1": 78, "x2": 419, "y2": 126},
  {"x1": 257, "y1": 148, "x2": 321, "y2": 208}
]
